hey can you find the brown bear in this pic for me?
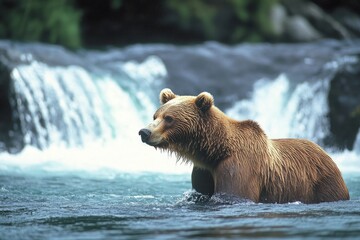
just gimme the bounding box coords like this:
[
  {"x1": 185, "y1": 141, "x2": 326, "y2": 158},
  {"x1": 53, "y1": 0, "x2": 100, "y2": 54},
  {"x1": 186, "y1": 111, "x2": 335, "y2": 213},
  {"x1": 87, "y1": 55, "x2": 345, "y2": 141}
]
[{"x1": 139, "y1": 88, "x2": 350, "y2": 203}]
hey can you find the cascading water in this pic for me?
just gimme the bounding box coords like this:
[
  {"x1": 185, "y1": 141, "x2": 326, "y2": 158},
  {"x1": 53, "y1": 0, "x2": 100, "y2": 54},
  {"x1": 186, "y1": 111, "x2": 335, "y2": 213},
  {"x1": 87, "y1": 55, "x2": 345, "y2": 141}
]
[
  {"x1": 226, "y1": 74, "x2": 330, "y2": 144},
  {"x1": 11, "y1": 63, "x2": 113, "y2": 148},
  {"x1": 0, "y1": 40, "x2": 359, "y2": 175},
  {"x1": 1, "y1": 55, "x2": 191, "y2": 175},
  {"x1": 9, "y1": 58, "x2": 165, "y2": 148},
  {"x1": 225, "y1": 74, "x2": 360, "y2": 172}
]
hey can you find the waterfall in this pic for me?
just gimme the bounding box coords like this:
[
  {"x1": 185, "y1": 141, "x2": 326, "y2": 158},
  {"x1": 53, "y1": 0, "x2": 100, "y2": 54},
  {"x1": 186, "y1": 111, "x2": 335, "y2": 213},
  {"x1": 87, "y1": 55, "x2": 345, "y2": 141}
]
[
  {"x1": 1, "y1": 56, "x2": 192, "y2": 175},
  {"x1": 225, "y1": 74, "x2": 360, "y2": 173},
  {"x1": 9, "y1": 58, "x2": 163, "y2": 149},
  {"x1": 226, "y1": 74, "x2": 330, "y2": 144}
]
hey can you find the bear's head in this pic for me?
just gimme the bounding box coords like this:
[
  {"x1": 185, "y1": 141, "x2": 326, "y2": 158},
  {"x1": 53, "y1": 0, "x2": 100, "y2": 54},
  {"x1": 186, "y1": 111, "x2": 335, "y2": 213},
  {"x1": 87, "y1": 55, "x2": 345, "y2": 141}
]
[{"x1": 139, "y1": 88, "x2": 220, "y2": 165}]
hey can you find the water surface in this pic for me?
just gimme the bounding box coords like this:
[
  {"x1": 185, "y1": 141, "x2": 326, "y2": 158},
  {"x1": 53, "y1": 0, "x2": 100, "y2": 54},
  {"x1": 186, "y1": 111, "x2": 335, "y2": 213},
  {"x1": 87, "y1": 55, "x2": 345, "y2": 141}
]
[{"x1": 1, "y1": 173, "x2": 359, "y2": 239}]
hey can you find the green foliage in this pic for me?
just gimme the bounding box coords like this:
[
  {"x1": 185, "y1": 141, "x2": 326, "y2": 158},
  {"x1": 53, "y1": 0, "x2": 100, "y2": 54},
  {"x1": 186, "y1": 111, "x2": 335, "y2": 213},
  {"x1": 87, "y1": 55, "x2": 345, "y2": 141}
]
[
  {"x1": 0, "y1": 0, "x2": 82, "y2": 49},
  {"x1": 231, "y1": 0, "x2": 249, "y2": 21},
  {"x1": 165, "y1": 0, "x2": 279, "y2": 43},
  {"x1": 167, "y1": 0, "x2": 217, "y2": 38},
  {"x1": 351, "y1": 106, "x2": 360, "y2": 119},
  {"x1": 0, "y1": 0, "x2": 281, "y2": 47},
  {"x1": 110, "y1": 0, "x2": 122, "y2": 10}
]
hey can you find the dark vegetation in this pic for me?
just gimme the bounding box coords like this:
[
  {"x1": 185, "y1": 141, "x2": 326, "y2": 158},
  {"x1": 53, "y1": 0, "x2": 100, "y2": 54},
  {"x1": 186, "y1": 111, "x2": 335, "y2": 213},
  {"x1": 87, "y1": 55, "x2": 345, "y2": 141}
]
[{"x1": 0, "y1": 0, "x2": 359, "y2": 49}]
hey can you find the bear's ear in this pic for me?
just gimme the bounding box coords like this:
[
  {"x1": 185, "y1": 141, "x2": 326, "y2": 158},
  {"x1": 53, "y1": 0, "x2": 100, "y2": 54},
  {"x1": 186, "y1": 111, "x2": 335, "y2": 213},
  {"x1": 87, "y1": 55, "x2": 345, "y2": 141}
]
[
  {"x1": 160, "y1": 88, "x2": 176, "y2": 104},
  {"x1": 195, "y1": 92, "x2": 214, "y2": 112}
]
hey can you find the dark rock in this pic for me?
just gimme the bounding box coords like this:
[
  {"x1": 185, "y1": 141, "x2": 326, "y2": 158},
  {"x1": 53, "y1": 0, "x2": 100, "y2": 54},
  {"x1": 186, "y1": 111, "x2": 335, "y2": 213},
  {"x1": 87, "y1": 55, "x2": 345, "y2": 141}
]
[
  {"x1": 0, "y1": 62, "x2": 23, "y2": 153},
  {"x1": 327, "y1": 54, "x2": 360, "y2": 150},
  {"x1": 333, "y1": 8, "x2": 360, "y2": 37},
  {"x1": 284, "y1": 15, "x2": 322, "y2": 41},
  {"x1": 270, "y1": 4, "x2": 287, "y2": 37},
  {"x1": 0, "y1": 63, "x2": 11, "y2": 148},
  {"x1": 283, "y1": 0, "x2": 352, "y2": 39}
]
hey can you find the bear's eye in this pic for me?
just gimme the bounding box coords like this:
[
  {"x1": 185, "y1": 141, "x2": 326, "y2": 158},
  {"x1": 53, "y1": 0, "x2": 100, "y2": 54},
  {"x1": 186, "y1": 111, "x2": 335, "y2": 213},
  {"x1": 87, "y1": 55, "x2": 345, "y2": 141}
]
[{"x1": 164, "y1": 116, "x2": 174, "y2": 124}]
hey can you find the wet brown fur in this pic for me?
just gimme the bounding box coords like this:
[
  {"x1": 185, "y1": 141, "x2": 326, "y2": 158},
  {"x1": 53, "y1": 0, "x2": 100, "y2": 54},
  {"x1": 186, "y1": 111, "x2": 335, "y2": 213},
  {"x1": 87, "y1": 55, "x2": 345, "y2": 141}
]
[{"x1": 145, "y1": 89, "x2": 349, "y2": 203}]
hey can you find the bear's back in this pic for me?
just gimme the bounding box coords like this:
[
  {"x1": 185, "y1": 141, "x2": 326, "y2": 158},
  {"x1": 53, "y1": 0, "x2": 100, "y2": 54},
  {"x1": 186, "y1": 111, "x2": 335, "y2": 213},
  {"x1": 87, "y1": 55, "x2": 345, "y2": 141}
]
[{"x1": 261, "y1": 139, "x2": 349, "y2": 203}]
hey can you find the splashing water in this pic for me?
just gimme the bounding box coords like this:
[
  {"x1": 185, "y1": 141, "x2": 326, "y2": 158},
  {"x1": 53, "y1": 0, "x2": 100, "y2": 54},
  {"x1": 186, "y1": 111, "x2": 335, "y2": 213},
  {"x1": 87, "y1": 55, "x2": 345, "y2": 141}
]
[
  {"x1": 1, "y1": 57, "x2": 192, "y2": 176},
  {"x1": 226, "y1": 74, "x2": 359, "y2": 173},
  {"x1": 226, "y1": 74, "x2": 330, "y2": 143}
]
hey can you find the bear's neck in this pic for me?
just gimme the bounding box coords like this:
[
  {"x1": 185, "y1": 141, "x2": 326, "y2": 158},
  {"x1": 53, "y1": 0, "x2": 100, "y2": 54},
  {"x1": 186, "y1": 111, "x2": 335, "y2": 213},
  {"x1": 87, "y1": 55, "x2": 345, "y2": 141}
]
[
  {"x1": 192, "y1": 109, "x2": 235, "y2": 168},
  {"x1": 168, "y1": 108, "x2": 268, "y2": 171},
  {"x1": 172, "y1": 108, "x2": 234, "y2": 169},
  {"x1": 186, "y1": 118, "x2": 268, "y2": 170}
]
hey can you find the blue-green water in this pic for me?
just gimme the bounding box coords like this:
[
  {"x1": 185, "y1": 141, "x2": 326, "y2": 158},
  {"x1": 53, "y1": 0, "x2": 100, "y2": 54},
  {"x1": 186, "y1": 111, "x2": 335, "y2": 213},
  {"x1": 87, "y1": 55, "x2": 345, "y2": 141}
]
[{"x1": 1, "y1": 173, "x2": 359, "y2": 239}]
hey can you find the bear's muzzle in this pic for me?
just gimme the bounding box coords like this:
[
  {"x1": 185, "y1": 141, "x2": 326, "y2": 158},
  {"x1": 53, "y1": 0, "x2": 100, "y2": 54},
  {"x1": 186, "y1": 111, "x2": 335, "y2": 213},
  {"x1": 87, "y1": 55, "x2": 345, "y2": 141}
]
[{"x1": 139, "y1": 128, "x2": 151, "y2": 143}]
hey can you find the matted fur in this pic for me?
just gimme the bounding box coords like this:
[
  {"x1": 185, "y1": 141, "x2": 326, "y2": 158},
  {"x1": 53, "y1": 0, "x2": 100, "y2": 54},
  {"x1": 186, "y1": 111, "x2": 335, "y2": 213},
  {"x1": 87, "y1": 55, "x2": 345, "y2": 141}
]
[{"x1": 140, "y1": 89, "x2": 350, "y2": 203}]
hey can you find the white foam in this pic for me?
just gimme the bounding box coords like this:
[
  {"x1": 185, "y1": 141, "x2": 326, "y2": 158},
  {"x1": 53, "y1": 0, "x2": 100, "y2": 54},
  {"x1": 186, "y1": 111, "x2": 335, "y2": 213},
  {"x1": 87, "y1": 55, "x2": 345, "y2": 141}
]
[
  {"x1": 226, "y1": 74, "x2": 360, "y2": 173},
  {"x1": 226, "y1": 74, "x2": 329, "y2": 142},
  {"x1": 2, "y1": 57, "x2": 192, "y2": 177},
  {"x1": 330, "y1": 150, "x2": 360, "y2": 173},
  {"x1": 0, "y1": 140, "x2": 191, "y2": 177},
  {"x1": 122, "y1": 55, "x2": 167, "y2": 85}
]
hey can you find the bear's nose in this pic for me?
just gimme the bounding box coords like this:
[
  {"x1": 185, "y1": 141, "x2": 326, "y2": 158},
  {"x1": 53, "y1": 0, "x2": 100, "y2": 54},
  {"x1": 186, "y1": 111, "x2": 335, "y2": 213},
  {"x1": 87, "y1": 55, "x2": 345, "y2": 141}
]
[{"x1": 139, "y1": 128, "x2": 151, "y2": 143}]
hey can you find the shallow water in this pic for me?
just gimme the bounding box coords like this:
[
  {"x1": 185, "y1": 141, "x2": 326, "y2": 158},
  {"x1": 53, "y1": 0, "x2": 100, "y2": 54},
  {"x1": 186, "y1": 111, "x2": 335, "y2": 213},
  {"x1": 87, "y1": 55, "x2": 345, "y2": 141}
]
[{"x1": 1, "y1": 173, "x2": 359, "y2": 239}]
